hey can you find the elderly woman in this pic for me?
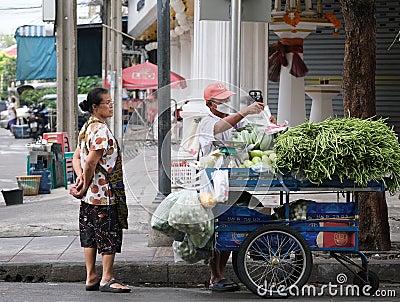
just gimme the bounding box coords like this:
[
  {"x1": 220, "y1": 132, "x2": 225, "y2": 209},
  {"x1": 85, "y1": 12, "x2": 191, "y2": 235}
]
[{"x1": 70, "y1": 87, "x2": 130, "y2": 293}]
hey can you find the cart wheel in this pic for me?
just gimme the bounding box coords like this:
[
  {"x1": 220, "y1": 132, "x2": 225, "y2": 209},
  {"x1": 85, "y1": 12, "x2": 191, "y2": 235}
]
[
  {"x1": 352, "y1": 270, "x2": 379, "y2": 296},
  {"x1": 236, "y1": 225, "x2": 313, "y2": 298}
]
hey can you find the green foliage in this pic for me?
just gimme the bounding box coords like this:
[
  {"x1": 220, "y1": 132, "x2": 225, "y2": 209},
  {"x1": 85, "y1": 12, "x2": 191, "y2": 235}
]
[
  {"x1": 19, "y1": 89, "x2": 44, "y2": 106},
  {"x1": 78, "y1": 76, "x2": 101, "y2": 94},
  {"x1": 19, "y1": 87, "x2": 58, "y2": 108},
  {"x1": 0, "y1": 34, "x2": 15, "y2": 48},
  {"x1": 0, "y1": 54, "x2": 16, "y2": 95}
]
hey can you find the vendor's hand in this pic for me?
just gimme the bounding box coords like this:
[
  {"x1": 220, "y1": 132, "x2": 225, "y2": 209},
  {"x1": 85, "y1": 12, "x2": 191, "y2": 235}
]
[
  {"x1": 241, "y1": 102, "x2": 264, "y2": 116},
  {"x1": 270, "y1": 115, "x2": 277, "y2": 125}
]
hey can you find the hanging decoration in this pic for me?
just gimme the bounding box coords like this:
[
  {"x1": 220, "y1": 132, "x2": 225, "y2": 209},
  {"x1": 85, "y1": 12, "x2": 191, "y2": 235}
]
[
  {"x1": 325, "y1": 12, "x2": 341, "y2": 36},
  {"x1": 283, "y1": 12, "x2": 300, "y2": 27},
  {"x1": 170, "y1": 0, "x2": 191, "y2": 38},
  {"x1": 268, "y1": 38, "x2": 308, "y2": 82}
]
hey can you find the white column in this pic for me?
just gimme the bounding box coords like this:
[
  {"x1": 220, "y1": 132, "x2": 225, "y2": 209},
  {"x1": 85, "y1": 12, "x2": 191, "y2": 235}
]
[
  {"x1": 269, "y1": 22, "x2": 316, "y2": 126},
  {"x1": 274, "y1": 0, "x2": 281, "y2": 11},
  {"x1": 179, "y1": 32, "x2": 192, "y2": 80},
  {"x1": 277, "y1": 53, "x2": 306, "y2": 126},
  {"x1": 240, "y1": 23, "x2": 266, "y2": 93},
  {"x1": 193, "y1": 0, "x2": 231, "y2": 83},
  {"x1": 305, "y1": 0, "x2": 312, "y2": 11},
  {"x1": 170, "y1": 37, "x2": 181, "y2": 75}
]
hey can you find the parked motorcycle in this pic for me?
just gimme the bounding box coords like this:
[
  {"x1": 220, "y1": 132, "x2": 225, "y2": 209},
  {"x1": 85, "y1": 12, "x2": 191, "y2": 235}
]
[{"x1": 27, "y1": 103, "x2": 50, "y2": 141}]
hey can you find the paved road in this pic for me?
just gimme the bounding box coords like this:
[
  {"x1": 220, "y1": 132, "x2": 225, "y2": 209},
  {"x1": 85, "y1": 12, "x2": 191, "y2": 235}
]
[{"x1": 0, "y1": 282, "x2": 398, "y2": 302}]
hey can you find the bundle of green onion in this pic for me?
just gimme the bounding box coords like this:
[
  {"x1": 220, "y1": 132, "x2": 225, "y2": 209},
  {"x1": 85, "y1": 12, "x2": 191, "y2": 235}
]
[{"x1": 274, "y1": 117, "x2": 400, "y2": 193}]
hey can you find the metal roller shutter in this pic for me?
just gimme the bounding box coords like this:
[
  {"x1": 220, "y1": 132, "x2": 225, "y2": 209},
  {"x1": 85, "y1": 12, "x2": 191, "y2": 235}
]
[{"x1": 268, "y1": 0, "x2": 400, "y2": 135}]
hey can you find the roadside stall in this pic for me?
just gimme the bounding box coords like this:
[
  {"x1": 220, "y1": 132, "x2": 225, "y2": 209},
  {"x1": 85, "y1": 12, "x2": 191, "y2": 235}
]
[{"x1": 152, "y1": 116, "x2": 400, "y2": 298}]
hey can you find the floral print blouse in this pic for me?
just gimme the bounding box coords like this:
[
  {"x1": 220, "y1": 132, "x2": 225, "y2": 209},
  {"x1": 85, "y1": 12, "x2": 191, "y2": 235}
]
[{"x1": 78, "y1": 116, "x2": 118, "y2": 205}]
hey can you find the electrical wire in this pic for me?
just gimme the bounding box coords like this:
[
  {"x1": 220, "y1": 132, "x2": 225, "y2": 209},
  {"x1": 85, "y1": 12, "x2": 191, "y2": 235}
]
[{"x1": 0, "y1": 6, "x2": 41, "y2": 11}]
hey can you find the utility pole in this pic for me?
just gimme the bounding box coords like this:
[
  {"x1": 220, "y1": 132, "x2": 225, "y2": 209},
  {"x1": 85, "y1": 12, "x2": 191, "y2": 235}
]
[
  {"x1": 112, "y1": 0, "x2": 123, "y2": 143},
  {"x1": 155, "y1": 0, "x2": 171, "y2": 202},
  {"x1": 56, "y1": 0, "x2": 78, "y2": 148},
  {"x1": 102, "y1": 0, "x2": 122, "y2": 144},
  {"x1": 230, "y1": 0, "x2": 242, "y2": 111}
]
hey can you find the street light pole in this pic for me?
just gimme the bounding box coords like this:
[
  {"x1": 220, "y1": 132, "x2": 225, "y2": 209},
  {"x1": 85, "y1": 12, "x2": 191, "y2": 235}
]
[
  {"x1": 231, "y1": 0, "x2": 242, "y2": 111},
  {"x1": 155, "y1": 0, "x2": 171, "y2": 202}
]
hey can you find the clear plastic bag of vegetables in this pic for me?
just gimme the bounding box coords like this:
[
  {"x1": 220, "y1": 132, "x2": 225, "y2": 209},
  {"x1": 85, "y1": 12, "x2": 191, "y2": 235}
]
[
  {"x1": 151, "y1": 191, "x2": 185, "y2": 241},
  {"x1": 188, "y1": 219, "x2": 214, "y2": 248},
  {"x1": 168, "y1": 189, "x2": 213, "y2": 234},
  {"x1": 173, "y1": 235, "x2": 213, "y2": 264}
]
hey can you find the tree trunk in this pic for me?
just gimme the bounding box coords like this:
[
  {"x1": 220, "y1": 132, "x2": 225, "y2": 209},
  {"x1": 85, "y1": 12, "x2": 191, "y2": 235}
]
[{"x1": 339, "y1": 0, "x2": 390, "y2": 250}]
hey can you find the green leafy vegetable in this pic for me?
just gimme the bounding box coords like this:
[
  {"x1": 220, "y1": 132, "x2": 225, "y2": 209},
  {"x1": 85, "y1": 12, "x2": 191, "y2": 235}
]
[{"x1": 274, "y1": 117, "x2": 400, "y2": 193}]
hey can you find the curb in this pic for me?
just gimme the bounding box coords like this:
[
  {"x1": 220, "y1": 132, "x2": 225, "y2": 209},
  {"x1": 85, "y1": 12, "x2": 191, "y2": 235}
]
[{"x1": 1, "y1": 261, "x2": 399, "y2": 286}]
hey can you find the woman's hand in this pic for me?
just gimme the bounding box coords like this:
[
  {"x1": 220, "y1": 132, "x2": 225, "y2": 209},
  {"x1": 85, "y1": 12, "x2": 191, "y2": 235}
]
[
  {"x1": 69, "y1": 175, "x2": 86, "y2": 199},
  {"x1": 74, "y1": 174, "x2": 84, "y2": 191}
]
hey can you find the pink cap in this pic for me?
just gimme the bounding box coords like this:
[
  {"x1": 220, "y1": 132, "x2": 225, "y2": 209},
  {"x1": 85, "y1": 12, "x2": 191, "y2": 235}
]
[{"x1": 204, "y1": 82, "x2": 235, "y2": 102}]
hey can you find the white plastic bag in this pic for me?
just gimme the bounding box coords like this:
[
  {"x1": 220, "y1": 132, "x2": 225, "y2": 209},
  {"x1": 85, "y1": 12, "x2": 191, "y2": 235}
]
[
  {"x1": 211, "y1": 169, "x2": 229, "y2": 203},
  {"x1": 172, "y1": 235, "x2": 212, "y2": 264},
  {"x1": 198, "y1": 169, "x2": 217, "y2": 208},
  {"x1": 168, "y1": 189, "x2": 213, "y2": 234},
  {"x1": 151, "y1": 192, "x2": 185, "y2": 241}
]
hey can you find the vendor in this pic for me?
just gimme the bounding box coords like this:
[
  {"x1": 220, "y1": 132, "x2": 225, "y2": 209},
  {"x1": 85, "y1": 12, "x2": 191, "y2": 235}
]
[{"x1": 198, "y1": 82, "x2": 276, "y2": 292}]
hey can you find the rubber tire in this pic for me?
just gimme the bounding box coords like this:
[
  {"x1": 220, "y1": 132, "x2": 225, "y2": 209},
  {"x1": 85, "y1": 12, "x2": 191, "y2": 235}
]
[
  {"x1": 236, "y1": 224, "x2": 313, "y2": 298},
  {"x1": 352, "y1": 270, "x2": 379, "y2": 296}
]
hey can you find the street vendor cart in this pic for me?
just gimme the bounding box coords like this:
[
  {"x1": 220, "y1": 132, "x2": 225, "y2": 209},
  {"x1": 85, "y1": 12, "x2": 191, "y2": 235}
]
[{"x1": 206, "y1": 167, "x2": 383, "y2": 298}]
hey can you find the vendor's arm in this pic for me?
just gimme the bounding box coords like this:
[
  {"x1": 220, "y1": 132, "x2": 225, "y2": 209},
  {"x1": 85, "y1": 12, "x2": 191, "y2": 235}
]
[{"x1": 214, "y1": 102, "x2": 264, "y2": 134}]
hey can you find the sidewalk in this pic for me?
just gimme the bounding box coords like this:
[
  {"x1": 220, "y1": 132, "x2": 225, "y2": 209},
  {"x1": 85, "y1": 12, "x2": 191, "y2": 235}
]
[{"x1": 1, "y1": 130, "x2": 400, "y2": 287}]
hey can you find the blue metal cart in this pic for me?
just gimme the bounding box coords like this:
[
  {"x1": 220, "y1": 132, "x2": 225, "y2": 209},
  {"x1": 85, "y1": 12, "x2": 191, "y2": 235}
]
[{"x1": 206, "y1": 168, "x2": 383, "y2": 297}]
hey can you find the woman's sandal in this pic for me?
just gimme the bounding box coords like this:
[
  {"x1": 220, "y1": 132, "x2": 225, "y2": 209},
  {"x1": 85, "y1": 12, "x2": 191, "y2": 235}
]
[
  {"x1": 209, "y1": 279, "x2": 240, "y2": 292},
  {"x1": 99, "y1": 279, "x2": 131, "y2": 293}
]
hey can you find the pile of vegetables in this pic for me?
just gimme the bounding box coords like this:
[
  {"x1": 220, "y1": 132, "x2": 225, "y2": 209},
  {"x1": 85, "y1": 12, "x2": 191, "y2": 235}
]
[
  {"x1": 231, "y1": 124, "x2": 273, "y2": 150},
  {"x1": 150, "y1": 192, "x2": 185, "y2": 241},
  {"x1": 273, "y1": 199, "x2": 309, "y2": 220},
  {"x1": 274, "y1": 117, "x2": 400, "y2": 193},
  {"x1": 173, "y1": 235, "x2": 213, "y2": 264},
  {"x1": 240, "y1": 149, "x2": 277, "y2": 170},
  {"x1": 168, "y1": 190, "x2": 214, "y2": 234}
]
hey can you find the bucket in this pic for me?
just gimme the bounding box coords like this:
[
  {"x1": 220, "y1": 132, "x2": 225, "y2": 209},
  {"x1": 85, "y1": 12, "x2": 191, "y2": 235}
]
[
  {"x1": 29, "y1": 169, "x2": 52, "y2": 194},
  {"x1": 1, "y1": 189, "x2": 24, "y2": 206}
]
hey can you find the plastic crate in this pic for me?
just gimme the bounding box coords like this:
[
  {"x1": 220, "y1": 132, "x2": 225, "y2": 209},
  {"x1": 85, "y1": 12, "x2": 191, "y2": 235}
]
[
  {"x1": 16, "y1": 175, "x2": 41, "y2": 196},
  {"x1": 11, "y1": 125, "x2": 30, "y2": 139},
  {"x1": 171, "y1": 160, "x2": 196, "y2": 186}
]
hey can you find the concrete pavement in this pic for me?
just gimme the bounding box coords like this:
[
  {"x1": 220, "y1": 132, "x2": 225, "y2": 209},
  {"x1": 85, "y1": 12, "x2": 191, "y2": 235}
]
[{"x1": 0, "y1": 128, "x2": 400, "y2": 288}]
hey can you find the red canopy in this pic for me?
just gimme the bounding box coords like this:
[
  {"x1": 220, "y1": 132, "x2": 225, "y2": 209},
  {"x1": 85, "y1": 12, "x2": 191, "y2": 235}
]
[{"x1": 114, "y1": 61, "x2": 186, "y2": 90}]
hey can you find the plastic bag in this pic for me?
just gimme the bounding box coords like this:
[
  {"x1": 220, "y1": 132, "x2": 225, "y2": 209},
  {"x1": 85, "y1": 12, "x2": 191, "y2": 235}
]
[
  {"x1": 188, "y1": 218, "x2": 214, "y2": 248},
  {"x1": 168, "y1": 189, "x2": 213, "y2": 234},
  {"x1": 173, "y1": 235, "x2": 213, "y2": 264},
  {"x1": 198, "y1": 170, "x2": 217, "y2": 208},
  {"x1": 211, "y1": 169, "x2": 229, "y2": 203},
  {"x1": 151, "y1": 192, "x2": 185, "y2": 241}
]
